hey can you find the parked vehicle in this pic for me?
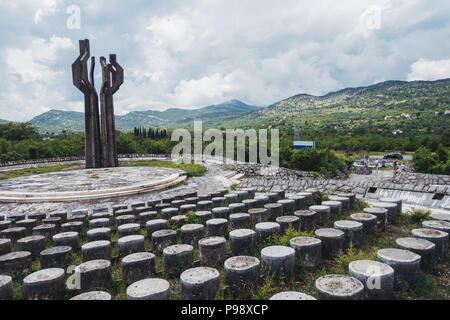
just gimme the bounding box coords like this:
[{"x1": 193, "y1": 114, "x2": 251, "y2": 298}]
[{"x1": 383, "y1": 153, "x2": 403, "y2": 160}]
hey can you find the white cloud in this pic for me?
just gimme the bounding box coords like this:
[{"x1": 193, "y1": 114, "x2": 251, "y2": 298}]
[
  {"x1": 34, "y1": 0, "x2": 59, "y2": 24},
  {"x1": 407, "y1": 58, "x2": 450, "y2": 81}
]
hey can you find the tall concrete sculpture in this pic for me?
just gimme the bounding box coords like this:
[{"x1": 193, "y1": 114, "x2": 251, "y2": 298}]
[{"x1": 72, "y1": 39, "x2": 123, "y2": 168}]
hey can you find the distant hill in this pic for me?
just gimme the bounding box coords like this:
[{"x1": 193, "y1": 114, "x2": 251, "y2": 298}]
[
  {"x1": 29, "y1": 100, "x2": 263, "y2": 132},
  {"x1": 0, "y1": 119, "x2": 10, "y2": 124}
]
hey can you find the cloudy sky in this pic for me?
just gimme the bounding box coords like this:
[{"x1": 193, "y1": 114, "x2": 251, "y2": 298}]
[{"x1": 0, "y1": 0, "x2": 449, "y2": 121}]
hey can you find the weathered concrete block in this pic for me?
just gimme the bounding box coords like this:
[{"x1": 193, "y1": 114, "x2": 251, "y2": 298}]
[
  {"x1": 199, "y1": 236, "x2": 227, "y2": 266},
  {"x1": 411, "y1": 228, "x2": 448, "y2": 257},
  {"x1": 163, "y1": 244, "x2": 193, "y2": 276},
  {"x1": 276, "y1": 216, "x2": 300, "y2": 232},
  {"x1": 75, "y1": 259, "x2": 111, "y2": 292},
  {"x1": 229, "y1": 229, "x2": 256, "y2": 255},
  {"x1": 277, "y1": 199, "x2": 296, "y2": 215},
  {"x1": 373, "y1": 202, "x2": 398, "y2": 224},
  {"x1": 348, "y1": 260, "x2": 394, "y2": 300},
  {"x1": 363, "y1": 207, "x2": 388, "y2": 229},
  {"x1": 180, "y1": 267, "x2": 220, "y2": 300},
  {"x1": 50, "y1": 211, "x2": 68, "y2": 223},
  {"x1": 334, "y1": 220, "x2": 364, "y2": 248},
  {"x1": 27, "y1": 213, "x2": 46, "y2": 223},
  {"x1": 314, "y1": 228, "x2": 345, "y2": 258},
  {"x1": 206, "y1": 218, "x2": 228, "y2": 237},
  {"x1": 146, "y1": 219, "x2": 168, "y2": 235},
  {"x1": 171, "y1": 200, "x2": 186, "y2": 209},
  {"x1": 309, "y1": 205, "x2": 331, "y2": 225},
  {"x1": 81, "y1": 241, "x2": 111, "y2": 261},
  {"x1": 329, "y1": 196, "x2": 350, "y2": 211},
  {"x1": 377, "y1": 248, "x2": 421, "y2": 286},
  {"x1": 0, "y1": 251, "x2": 32, "y2": 276},
  {"x1": 87, "y1": 227, "x2": 111, "y2": 242},
  {"x1": 225, "y1": 193, "x2": 239, "y2": 204},
  {"x1": 138, "y1": 211, "x2": 157, "y2": 227},
  {"x1": 181, "y1": 224, "x2": 204, "y2": 247},
  {"x1": 17, "y1": 235, "x2": 46, "y2": 258},
  {"x1": 1, "y1": 227, "x2": 27, "y2": 244},
  {"x1": 155, "y1": 203, "x2": 171, "y2": 214},
  {"x1": 350, "y1": 213, "x2": 377, "y2": 234},
  {"x1": 0, "y1": 275, "x2": 12, "y2": 300},
  {"x1": 229, "y1": 213, "x2": 251, "y2": 230},
  {"x1": 270, "y1": 291, "x2": 316, "y2": 300},
  {"x1": 321, "y1": 201, "x2": 342, "y2": 219},
  {"x1": 118, "y1": 235, "x2": 145, "y2": 257},
  {"x1": 185, "y1": 197, "x2": 199, "y2": 205},
  {"x1": 266, "y1": 192, "x2": 281, "y2": 203},
  {"x1": 23, "y1": 268, "x2": 65, "y2": 300},
  {"x1": 32, "y1": 224, "x2": 57, "y2": 241},
  {"x1": 379, "y1": 198, "x2": 402, "y2": 215},
  {"x1": 122, "y1": 252, "x2": 156, "y2": 285},
  {"x1": 229, "y1": 203, "x2": 246, "y2": 214},
  {"x1": 224, "y1": 256, "x2": 260, "y2": 294},
  {"x1": 212, "y1": 197, "x2": 226, "y2": 208},
  {"x1": 0, "y1": 221, "x2": 12, "y2": 232},
  {"x1": 40, "y1": 246, "x2": 72, "y2": 269},
  {"x1": 335, "y1": 193, "x2": 356, "y2": 208},
  {"x1": 297, "y1": 192, "x2": 313, "y2": 206},
  {"x1": 316, "y1": 275, "x2": 364, "y2": 300},
  {"x1": 70, "y1": 291, "x2": 111, "y2": 300},
  {"x1": 212, "y1": 207, "x2": 230, "y2": 219},
  {"x1": 42, "y1": 217, "x2": 62, "y2": 231},
  {"x1": 197, "y1": 200, "x2": 213, "y2": 211},
  {"x1": 255, "y1": 222, "x2": 280, "y2": 241},
  {"x1": 0, "y1": 239, "x2": 11, "y2": 256},
  {"x1": 422, "y1": 220, "x2": 450, "y2": 240},
  {"x1": 248, "y1": 208, "x2": 267, "y2": 225},
  {"x1": 61, "y1": 221, "x2": 83, "y2": 233},
  {"x1": 118, "y1": 223, "x2": 141, "y2": 238},
  {"x1": 152, "y1": 229, "x2": 177, "y2": 252},
  {"x1": 261, "y1": 245, "x2": 295, "y2": 281},
  {"x1": 180, "y1": 204, "x2": 197, "y2": 214},
  {"x1": 89, "y1": 218, "x2": 110, "y2": 229},
  {"x1": 396, "y1": 237, "x2": 436, "y2": 271},
  {"x1": 290, "y1": 237, "x2": 322, "y2": 268},
  {"x1": 161, "y1": 207, "x2": 179, "y2": 219},
  {"x1": 116, "y1": 215, "x2": 136, "y2": 226},
  {"x1": 126, "y1": 278, "x2": 170, "y2": 300},
  {"x1": 294, "y1": 210, "x2": 318, "y2": 231},
  {"x1": 289, "y1": 196, "x2": 307, "y2": 211},
  {"x1": 242, "y1": 199, "x2": 259, "y2": 211},
  {"x1": 264, "y1": 203, "x2": 283, "y2": 221},
  {"x1": 52, "y1": 232, "x2": 80, "y2": 251},
  {"x1": 195, "y1": 211, "x2": 212, "y2": 223},
  {"x1": 235, "y1": 190, "x2": 249, "y2": 202},
  {"x1": 254, "y1": 195, "x2": 270, "y2": 206},
  {"x1": 16, "y1": 219, "x2": 37, "y2": 235}
]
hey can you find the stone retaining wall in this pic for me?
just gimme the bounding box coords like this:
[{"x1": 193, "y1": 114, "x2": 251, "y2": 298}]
[{"x1": 392, "y1": 171, "x2": 450, "y2": 186}]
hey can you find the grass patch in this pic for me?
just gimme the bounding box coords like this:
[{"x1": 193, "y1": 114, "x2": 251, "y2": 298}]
[
  {"x1": 120, "y1": 160, "x2": 207, "y2": 177},
  {"x1": 0, "y1": 164, "x2": 76, "y2": 181}
]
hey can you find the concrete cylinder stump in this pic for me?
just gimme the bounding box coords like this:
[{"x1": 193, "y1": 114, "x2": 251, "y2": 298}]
[
  {"x1": 212, "y1": 197, "x2": 226, "y2": 208},
  {"x1": 0, "y1": 221, "x2": 12, "y2": 232},
  {"x1": 242, "y1": 187, "x2": 255, "y2": 198},
  {"x1": 316, "y1": 275, "x2": 364, "y2": 300},
  {"x1": 225, "y1": 193, "x2": 239, "y2": 204},
  {"x1": 118, "y1": 223, "x2": 141, "y2": 238},
  {"x1": 363, "y1": 207, "x2": 388, "y2": 229},
  {"x1": 16, "y1": 219, "x2": 37, "y2": 235},
  {"x1": 23, "y1": 268, "x2": 65, "y2": 300},
  {"x1": 113, "y1": 204, "x2": 128, "y2": 214},
  {"x1": 242, "y1": 199, "x2": 259, "y2": 211},
  {"x1": 297, "y1": 192, "x2": 313, "y2": 206},
  {"x1": 195, "y1": 211, "x2": 212, "y2": 223},
  {"x1": 118, "y1": 235, "x2": 145, "y2": 257},
  {"x1": 377, "y1": 248, "x2": 421, "y2": 285},
  {"x1": 266, "y1": 192, "x2": 280, "y2": 203},
  {"x1": 229, "y1": 229, "x2": 256, "y2": 255},
  {"x1": 315, "y1": 228, "x2": 345, "y2": 258},
  {"x1": 171, "y1": 200, "x2": 186, "y2": 209},
  {"x1": 126, "y1": 278, "x2": 170, "y2": 300},
  {"x1": 295, "y1": 210, "x2": 318, "y2": 231},
  {"x1": 180, "y1": 267, "x2": 220, "y2": 300},
  {"x1": 276, "y1": 216, "x2": 300, "y2": 232},
  {"x1": 248, "y1": 208, "x2": 267, "y2": 225},
  {"x1": 278, "y1": 199, "x2": 296, "y2": 215},
  {"x1": 131, "y1": 201, "x2": 146, "y2": 209},
  {"x1": 373, "y1": 202, "x2": 398, "y2": 224},
  {"x1": 270, "y1": 291, "x2": 316, "y2": 300},
  {"x1": 224, "y1": 256, "x2": 260, "y2": 294},
  {"x1": 8, "y1": 213, "x2": 25, "y2": 223},
  {"x1": 199, "y1": 236, "x2": 227, "y2": 266},
  {"x1": 70, "y1": 291, "x2": 111, "y2": 300},
  {"x1": 52, "y1": 232, "x2": 80, "y2": 251},
  {"x1": 162, "y1": 196, "x2": 175, "y2": 204},
  {"x1": 261, "y1": 246, "x2": 295, "y2": 281},
  {"x1": 161, "y1": 208, "x2": 179, "y2": 219},
  {"x1": 1, "y1": 227, "x2": 27, "y2": 244},
  {"x1": 277, "y1": 190, "x2": 286, "y2": 199},
  {"x1": 379, "y1": 198, "x2": 402, "y2": 215},
  {"x1": 430, "y1": 213, "x2": 450, "y2": 222},
  {"x1": 72, "y1": 208, "x2": 88, "y2": 216},
  {"x1": 206, "y1": 218, "x2": 228, "y2": 237},
  {"x1": 229, "y1": 213, "x2": 251, "y2": 230},
  {"x1": 42, "y1": 217, "x2": 62, "y2": 232},
  {"x1": 255, "y1": 195, "x2": 270, "y2": 206},
  {"x1": 121, "y1": 252, "x2": 156, "y2": 285},
  {"x1": 146, "y1": 219, "x2": 168, "y2": 236},
  {"x1": 87, "y1": 227, "x2": 111, "y2": 242},
  {"x1": 163, "y1": 244, "x2": 194, "y2": 276},
  {"x1": 61, "y1": 221, "x2": 83, "y2": 233},
  {"x1": 181, "y1": 224, "x2": 204, "y2": 247},
  {"x1": 81, "y1": 241, "x2": 111, "y2": 261},
  {"x1": 264, "y1": 203, "x2": 283, "y2": 221},
  {"x1": 348, "y1": 260, "x2": 394, "y2": 300},
  {"x1": 229, "y1": 203, "x2": 246, "y2": 214},
  {"x1": 32, "y1": 224, "x2": 57, "y2": 241},
  {"x1": 334, "y1": 220, "x2": 364, "y2": 248},
  {"x1": 255, "y1": 222, "x2": 280, "y2": 242},
  {"x1": 146, "y1": 200, "x2": 160, "y2": 209},
  {"x1": 396, "y1": 237, "x2": 436, "y2": 271},
  {"x1": 155, "y1": 203, "x2": 171, "y2": 214},
  {"x1": 289, "y1": 195, "x2": 307, "y2": 211},
  {"x1": 89, "y1": 218, "x2": 110, "y2": 229},
  {"x1": 115, "y1": 215, "x2": 136, "y2": 226},
  {"x1": 422, "y1": 220, "x2": 450, "y2": 239},
  {"x1": 0, "y1": 275, "x2": 12, "y2": 300},
  {"x1": 17, "y1": 235, "x2": 46, "y2": 258},
  {"x1": 411, "y1": 228, "x2": 448, "y2": 257},
  {"x1": 68, "y1": 214, "x2": 87, "y2": 224},
  {"x1": 0, "y1": 251, "x2": 32, "y2": 276},
  {"x1": 50, "y1": 211, "x2": 68, "y2": 223},
  {"x1": 290, "y1": 237, "x2": 322, "y2": 268},
  {"x1": 139, "y1": 211, "x2": 157, "y2": 227},
  {"x1": 213, "y1": 206, "x2": 231, "y2": 219},
  {"x1": 329, "y1": 196, "x2": 350, "y2": 211},
  {"x1": 170, "y1": 215, "x2": 187, "y2": 225},
  {"x1": 197, "y1": 200, "x2": 213, "y2": 211},
  {"x1": 152, "y1": 229, "x2": 177, "y2": 252},
  {"x1": 92, "y1": 207, "x2": 108, "y2": 214},
  {"x1": 115, "y1": 209, "x2": 134, "y2": 217},
  {"x1": 321, "y1": 201, "x2": 342, "y2": 219},
  {"x1": 350, "y1": 213, "x2": 377, "y2": 234},
  {"x1": 185, "y1": 197, "x2": 199, "y2": 205},
  {"x1": 235, "y1": 190, "x2": 249, "y2": 202},
  {"x1": 28, "y1": 212, "x2": 46, "y2": 224},
  {"x1": 0, "y1": 239, "x2": 11, "y2": 256},
  {"x1": 180, "y1": 204, "x2": 197, "y2": 214},
  {"x1": 75, "y1": 260, "x2": 111, "y2": 292},
  {"x1": 309, "y1": 205, "x2": 331, "y2": 225},
  {"x1": 40, "y1": 246, "x2": 72, "y2": 269}
]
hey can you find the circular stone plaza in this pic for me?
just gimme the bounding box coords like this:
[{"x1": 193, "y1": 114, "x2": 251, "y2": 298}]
[{"x1": 0, "y1": 156, "x2": 448, "y2": 301}]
